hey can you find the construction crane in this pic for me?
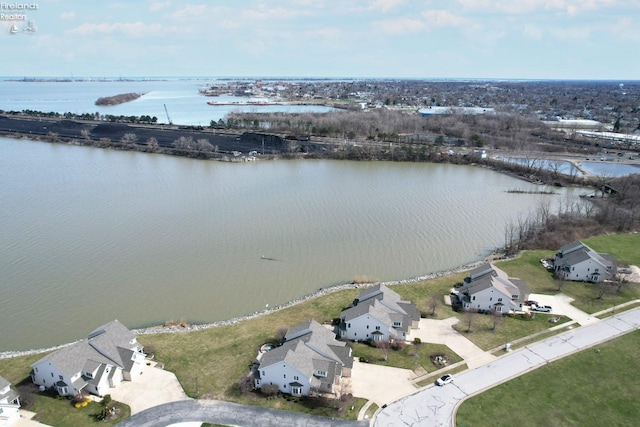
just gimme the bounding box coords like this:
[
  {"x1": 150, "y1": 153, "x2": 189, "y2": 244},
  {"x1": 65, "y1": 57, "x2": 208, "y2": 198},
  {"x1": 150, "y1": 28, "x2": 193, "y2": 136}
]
[{"x1": 163, "y1": 104, "x2": 172, "y2": 125}]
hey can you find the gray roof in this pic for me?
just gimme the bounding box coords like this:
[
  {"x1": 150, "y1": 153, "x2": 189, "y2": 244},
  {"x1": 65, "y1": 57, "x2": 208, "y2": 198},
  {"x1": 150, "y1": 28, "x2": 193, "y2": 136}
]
[
  {"x1": 556, "y1": 241, "x2": 616, "y2": 274},
  {"x1": 259, "y1": 320, "x2": 352, "y2": 387},
  {"x1": 461, "y1": 264, "x2": 529, "y2": 303},
  {"x1": 33, "y1": 320, "x2": 141, "y2": 379},
  {"x1": 0, "y1": 375, "x2": 9, "y2": 390},
  {"x1": 343, "y1": 283, "x2": 419, "y2": 332}
]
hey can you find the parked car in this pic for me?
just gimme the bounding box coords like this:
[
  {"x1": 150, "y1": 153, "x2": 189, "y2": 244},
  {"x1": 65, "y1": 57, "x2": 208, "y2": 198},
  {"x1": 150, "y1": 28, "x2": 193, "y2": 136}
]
[
  {"x1": 524, "y1": 300, "x2": 538, "y2": 306},
  {"x1": 436, "y1": 374, "x2": 453, "y2": 386},
  {"x1": 533, "y1": 305, "x2": 552, "y2": 312}
]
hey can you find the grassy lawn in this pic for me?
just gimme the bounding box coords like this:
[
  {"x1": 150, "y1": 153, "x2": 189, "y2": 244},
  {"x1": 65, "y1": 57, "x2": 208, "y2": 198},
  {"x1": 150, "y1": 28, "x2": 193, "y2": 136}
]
[
  {"x1": 352, "y1": 341, "x2": 463, "y2": 372},
  {"x1": 452, "y1": 312, "x2": 571, "y2": 351},
  {"x1": 1, "y1": 233, "x2": 636, "y2": 423},
  {"x1": 456, "y1": 330, "x2": 640, "y2": 427}
]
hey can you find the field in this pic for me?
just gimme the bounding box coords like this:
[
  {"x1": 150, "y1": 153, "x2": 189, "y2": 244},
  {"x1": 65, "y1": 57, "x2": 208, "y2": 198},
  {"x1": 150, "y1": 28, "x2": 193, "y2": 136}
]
[{"x1": 456, "y1": 330, "x2": 640, "y2": 427}]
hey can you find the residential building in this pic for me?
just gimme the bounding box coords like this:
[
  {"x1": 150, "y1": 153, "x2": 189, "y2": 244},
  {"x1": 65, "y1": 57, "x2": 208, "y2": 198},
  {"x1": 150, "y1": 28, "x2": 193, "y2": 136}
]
[
  {"x1": 31, "y1": 320, "x2": 145, "y2": 397},
  {"x1": 254, "y1": 319, "x2": 352, "y2": 397},
  {"x1": 0, "y1": 375, "x2": 20, "y2": 423},
  {"x1": 554, "y1": 241, "x2": 617, "y2": 282},
  {"x1": 339, "y1": 283, "x2": 420, "y2": 342},
  {"x1": 456, "y1": 263, "x2": 530, "y2": 313}
]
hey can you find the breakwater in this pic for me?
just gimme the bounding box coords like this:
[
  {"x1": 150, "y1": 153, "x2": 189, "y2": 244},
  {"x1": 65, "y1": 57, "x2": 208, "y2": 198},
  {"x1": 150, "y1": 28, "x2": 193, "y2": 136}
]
[{"x1": 0, "y1": 255, "x2": 503, "y2": 360}]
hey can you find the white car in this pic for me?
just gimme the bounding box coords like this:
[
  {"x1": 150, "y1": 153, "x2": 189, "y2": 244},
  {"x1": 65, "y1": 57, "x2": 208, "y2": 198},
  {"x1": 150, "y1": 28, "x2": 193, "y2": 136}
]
[
  {"x1": 533, "y1": 305, "x2": 552, "y2": 312},
  {"x1": 436, "y1": 374, "x2": 453, "y2": 386}
]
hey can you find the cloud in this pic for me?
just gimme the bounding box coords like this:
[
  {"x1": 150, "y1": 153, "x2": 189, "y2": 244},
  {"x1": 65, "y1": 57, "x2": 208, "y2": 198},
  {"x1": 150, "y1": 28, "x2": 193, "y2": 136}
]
[
  {"x1": 523, "y1": 23, "x2": 544, "y2": 40},
  {"x1": 375, "y1": 9, "x2": 466, "y2": 34},
  {"x1": 456, "y1": 0, "x2": 618, "y2": 15},
  {"x1": 368, "y1": 0, "x2": 406, "y2": 12},
  {"x1": 66, "y1": 22, "x2": 163, "y2": 37},
  {"x1": 147, "y1": 0, "x2": 172, "y2": 12},
  {"x1": 60, "y1": 11, "x2": 76, "y2": 20},
  {"x1": 421, "y1": 10, "x2": 466, "y2": 27}
]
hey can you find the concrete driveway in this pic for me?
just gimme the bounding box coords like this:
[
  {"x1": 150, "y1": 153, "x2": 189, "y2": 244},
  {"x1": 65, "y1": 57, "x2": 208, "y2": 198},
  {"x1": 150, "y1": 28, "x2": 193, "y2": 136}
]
[
  {"x1": 407, "y1": 317, "x2": 496, "y2": 369},
  {"x1": 349, "y1": 360, "x2": 417, "y2": 406},
  {"x1": 108, "y1": 362, "x2": 191, "y2": 414},
  {"x1": 529, "y1": 293, "x2": 599, "y2": 325}
]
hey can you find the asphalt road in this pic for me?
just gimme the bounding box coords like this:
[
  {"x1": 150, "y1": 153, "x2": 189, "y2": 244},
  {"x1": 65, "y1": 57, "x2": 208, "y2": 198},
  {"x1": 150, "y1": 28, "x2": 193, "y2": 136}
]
[
  {"x1": 116, "y1": 399, "x2": 369, "y2": 427},
  {"x1": 373, "y1": 307, "x2": 640, "y2": 427}
]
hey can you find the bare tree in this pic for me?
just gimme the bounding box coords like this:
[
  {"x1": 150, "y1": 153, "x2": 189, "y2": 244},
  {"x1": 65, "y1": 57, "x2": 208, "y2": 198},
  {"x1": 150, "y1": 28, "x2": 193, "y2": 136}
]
[
  {"x1": 196, "y1": 138, "x2": 214, "y2": 152},
  {"x1": 274, "y1": 326, "x2": 288, "y2": 343},
  {"x1": 147, "y1": 137, "x2": 159, "y2": 152},
  {"x1": 427, "y1": 294, "x2": 439, "y2": 317},
  {"x1": 375, "y1": 340, "x2": 390, "y2": 361},
  {"x1": 121, "y1": 132, "x2": 138, "y2": 147},
  {"x1": 464, "y1": 309, "x2": 477, "y2": 333},
  {"x1": 491, "y1": 311, "x2": 503, "y2": 332},
  {"x1": 80, "y1": 129, "x2": 91, "y2": 141}
]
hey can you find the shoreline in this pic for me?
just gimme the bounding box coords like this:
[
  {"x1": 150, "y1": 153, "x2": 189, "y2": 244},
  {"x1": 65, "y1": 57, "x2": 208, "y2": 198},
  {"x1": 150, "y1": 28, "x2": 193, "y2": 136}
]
[{"x1": 0, "y1": 253, "x2": 505, "y2": 359}]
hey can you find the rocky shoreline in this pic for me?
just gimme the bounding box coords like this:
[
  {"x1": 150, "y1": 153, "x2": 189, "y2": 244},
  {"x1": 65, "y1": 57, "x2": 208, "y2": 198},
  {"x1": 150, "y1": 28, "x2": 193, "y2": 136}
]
[{"x1": 0, "y1": 254, "x2": 505, "y2": 360}]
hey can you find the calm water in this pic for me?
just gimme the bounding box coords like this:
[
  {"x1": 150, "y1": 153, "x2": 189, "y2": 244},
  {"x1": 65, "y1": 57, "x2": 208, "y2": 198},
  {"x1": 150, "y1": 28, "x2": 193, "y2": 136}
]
[
  {"x1": 0, "y1": 78, "x2": 335, "y2": 126},
  {"x1": 0, "y1": 137, "x2": 587, "y2": 351}
]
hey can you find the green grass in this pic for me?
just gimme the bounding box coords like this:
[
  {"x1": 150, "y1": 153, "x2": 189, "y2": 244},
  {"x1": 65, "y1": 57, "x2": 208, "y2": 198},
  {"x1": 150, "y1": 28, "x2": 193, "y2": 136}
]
[
  {"x1": 28, "y1": 393, "x2": 129, "y2": 426},
  {"x1": 1, "y1": 233, "x2": 637, "y2": 423},
  {"x1": 456, "y1": 330, "x2": 640, "y2": 427},
  {"x1": 452, "y1": 313, "x2": 571, "y2": 351},
  {"x1": 415, "y1": 363, "x2": 469, "y2": 388},
  {"x1": 352, "y1": 341, "x2": 463, "y2": 372}
]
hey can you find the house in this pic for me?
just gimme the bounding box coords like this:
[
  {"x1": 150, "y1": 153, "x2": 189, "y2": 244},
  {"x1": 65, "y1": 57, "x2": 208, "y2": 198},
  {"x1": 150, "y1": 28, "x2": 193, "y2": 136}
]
[
  {"x1": 0, "y1": 375, "x2": 20, "y2": 423},
  {"x1": 31, "y1": 320, "x2": 145, "y2": 397},
  {"x1": 338, "y1": 283, "x2": 420, "y2": 342},
  {"x1": 554, "y1": 241, "x2": 617, "y2": 283},
  {"x1": 254, "y1": 319, "x2": 352, "y2": 397},
  {"x1": 456, "y1": 263, "x2": 530, "y2": 313}
]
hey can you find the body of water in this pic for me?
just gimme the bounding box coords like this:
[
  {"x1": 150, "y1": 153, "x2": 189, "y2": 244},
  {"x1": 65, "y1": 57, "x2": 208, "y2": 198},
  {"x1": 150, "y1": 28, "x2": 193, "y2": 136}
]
[
  {"x1": 0, "y1": 78, "x2": 334, "y2": 126},
  {"x1": 0, "y1": 137, "x2": 587, "y2": 351}
]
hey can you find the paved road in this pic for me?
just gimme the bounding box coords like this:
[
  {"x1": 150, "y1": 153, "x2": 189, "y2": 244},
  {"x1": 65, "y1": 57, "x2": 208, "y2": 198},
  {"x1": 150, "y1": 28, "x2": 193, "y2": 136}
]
[
  {"x1": 116, "y1": 400, "x2": 369, "y2": 427},
  {"x1": 373, "y1": 307, "x2": 640, "y2": 427}
]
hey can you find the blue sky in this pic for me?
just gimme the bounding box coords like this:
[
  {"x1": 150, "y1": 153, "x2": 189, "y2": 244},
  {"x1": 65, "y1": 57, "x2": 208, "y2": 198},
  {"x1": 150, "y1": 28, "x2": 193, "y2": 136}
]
[{"x1": 2, "y1": 0, "x2": 639, "y2": 79}]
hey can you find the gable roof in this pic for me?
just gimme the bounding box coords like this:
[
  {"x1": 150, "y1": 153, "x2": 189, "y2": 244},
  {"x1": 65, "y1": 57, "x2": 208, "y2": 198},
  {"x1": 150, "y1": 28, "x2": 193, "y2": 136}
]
[
  {"x1": 556, "y1": 241, "x2": 616, "y2": 272},
  {"x1": 460, "y1": 264, "x2": 529, "y2": 302},
  {"x1": 33, "y1": 320, "x2": 141, "y2": 378},
  {"x1": 259, "y1": 320, "x2": 352, "y2": 377},
  {"x1": 342, "y1": 283, "x2": 420, "y2": 328}
]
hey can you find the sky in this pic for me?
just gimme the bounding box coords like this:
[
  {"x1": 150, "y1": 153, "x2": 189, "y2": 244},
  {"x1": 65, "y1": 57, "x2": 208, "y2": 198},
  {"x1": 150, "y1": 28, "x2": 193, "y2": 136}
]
[{"x1": 1, "y1": 0, "x2": 639, "y2": 79}]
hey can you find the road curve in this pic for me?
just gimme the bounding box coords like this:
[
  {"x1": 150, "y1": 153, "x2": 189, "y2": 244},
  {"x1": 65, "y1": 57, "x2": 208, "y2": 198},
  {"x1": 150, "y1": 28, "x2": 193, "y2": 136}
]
[
  {"x1": 116, "y1": 399, "x2": 369, "y2": 427},
  {"x1": 374, "y1": 307, "x2": 640, "y2": 427}
]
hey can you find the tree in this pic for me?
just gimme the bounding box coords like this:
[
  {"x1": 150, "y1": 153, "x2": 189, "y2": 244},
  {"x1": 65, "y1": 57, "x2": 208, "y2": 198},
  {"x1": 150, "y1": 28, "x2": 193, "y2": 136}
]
[
  {"x1": 464, "y1": 309, "x2": 477, "y2": 333},
  {"x1": 491, "y1": 311, "x2": 503, "y2": 331},
  {"x1": 121, "y1": 133, "x2": 138, "y2": 147},
  {"x1": 147, "y1": 137, "x2": 159, "y2": 152},
  {"x1": 427, "y1": 294, "x2": 439, "y2": 317},
  {"x1": 375, "y1": 340, "x2": 390, "y2": 361}
]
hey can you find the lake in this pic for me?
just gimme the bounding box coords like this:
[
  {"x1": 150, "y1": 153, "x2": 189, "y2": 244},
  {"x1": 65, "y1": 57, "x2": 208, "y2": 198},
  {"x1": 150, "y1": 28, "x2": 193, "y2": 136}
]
[{"x1": 0, "y1": 137, "x2": 587, "y2": 351}]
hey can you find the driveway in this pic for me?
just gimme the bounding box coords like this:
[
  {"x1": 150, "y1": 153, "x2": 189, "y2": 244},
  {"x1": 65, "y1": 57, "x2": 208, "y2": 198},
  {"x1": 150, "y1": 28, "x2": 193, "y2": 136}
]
[
  {"x1": 407, "y1": 317, "x2": 496, "y2": 369},
  {"x1": 374, "y1": 307, "x2": 640, "y2": 426},
  {"x1": 108, "y1": 362, "x2": 191, "y2": 414},
  {"x1": 529, "y1": 293, "x2": 599, "y2": 325},
  {"x1": 349, "y1": 360, "x2": 417, "y2": 406}
]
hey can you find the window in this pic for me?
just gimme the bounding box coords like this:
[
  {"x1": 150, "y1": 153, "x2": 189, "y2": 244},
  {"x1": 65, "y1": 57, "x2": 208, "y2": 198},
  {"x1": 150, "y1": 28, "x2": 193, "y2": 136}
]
[
  {"x1": 316, "y1": 370, "x2": 327, "y2": 377},
  {"x1": 393, "y1": 321, "x2": 401, "y2": 327},
  {"x1": 291, "y1": 385, "x2": 303, "y2": 395},
  {"x1": 293, "y1": 376, "x2": 299, "y2": 381},
  {"x1": 283, "y1": 374, "x2": 286, "y2": 379},
  {"x1": 375, "y1": 326, "x2": 380, "y2": 330},
  {"x1": 498, "y1": 298, "x2": 503, "y2": 302},
  {"x1": 366, "y1": 325, "x2": 369, "y2": 329},
  {"x1": 472, "y1": 296, "x2": 476, "y2": 301},
  {"x1": 51, "y1": 373, "x2": 54, "y2": 377},
  {"x1": 347, "y1": 323, "x2": 351, "y2": 328},
  {"x1": 59, "y1": 375, "x2": 63, "y2": 380},
  {"x1": 489, "y1": 297, "x2": 492, "y2": 301}
]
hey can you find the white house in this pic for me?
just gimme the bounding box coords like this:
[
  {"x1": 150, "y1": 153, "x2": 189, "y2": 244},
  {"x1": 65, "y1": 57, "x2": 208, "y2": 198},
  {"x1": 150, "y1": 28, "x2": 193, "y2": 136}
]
[
  {"x1": 456, "y1": 263, "x2": 530, "y2": 313},
  {"x1": 339, "y1": 283, "x2": 420, "y2": 342},
  {"x1": 254, "y1": 319, "x2": 352, "y2": 397},
  {"x1": 31, "y1": 320, "x2": 145, "y2": 397},
  {"x1": 0, "y1": 375, "x2": 20, "y2": 423},
  {"x1": 554, "y1": 241, "x2": 617, "y2": 283}
]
